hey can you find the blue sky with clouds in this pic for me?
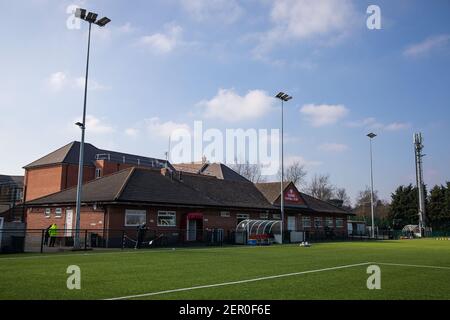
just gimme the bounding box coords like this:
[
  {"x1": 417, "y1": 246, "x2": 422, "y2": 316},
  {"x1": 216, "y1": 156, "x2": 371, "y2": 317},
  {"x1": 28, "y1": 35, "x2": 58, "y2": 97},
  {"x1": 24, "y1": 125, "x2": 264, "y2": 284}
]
[{"x1": 1, "y1": 0, "x2": 449, "y2": 203}]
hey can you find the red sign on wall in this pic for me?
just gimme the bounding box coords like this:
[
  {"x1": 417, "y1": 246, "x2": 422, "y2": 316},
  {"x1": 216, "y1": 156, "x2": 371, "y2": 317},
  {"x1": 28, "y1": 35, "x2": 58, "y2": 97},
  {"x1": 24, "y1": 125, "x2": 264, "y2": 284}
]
[{"x1": 284, "y1": 188, "x2": 302, "y2": 203}]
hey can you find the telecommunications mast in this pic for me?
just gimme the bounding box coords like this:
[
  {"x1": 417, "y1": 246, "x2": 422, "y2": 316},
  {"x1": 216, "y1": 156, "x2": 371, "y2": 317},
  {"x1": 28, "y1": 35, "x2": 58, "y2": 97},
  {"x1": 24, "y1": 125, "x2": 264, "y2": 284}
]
[{"x1": 414, "y1": 133, "x2": 426, "y2": 235}]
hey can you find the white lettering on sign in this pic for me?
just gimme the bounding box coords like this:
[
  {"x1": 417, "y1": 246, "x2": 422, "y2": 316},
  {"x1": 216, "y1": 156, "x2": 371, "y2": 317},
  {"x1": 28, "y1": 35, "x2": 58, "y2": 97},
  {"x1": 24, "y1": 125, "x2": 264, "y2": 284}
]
[{"x1": 284, "y1": 189, "x2": 300, "y2": 202}]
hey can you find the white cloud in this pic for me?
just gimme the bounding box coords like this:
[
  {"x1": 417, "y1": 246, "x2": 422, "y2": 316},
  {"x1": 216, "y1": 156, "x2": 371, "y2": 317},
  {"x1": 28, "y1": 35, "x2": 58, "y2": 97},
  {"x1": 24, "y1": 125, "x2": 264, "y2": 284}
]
[
  {"x1": 139, "y1": 24, "x2": 183, "y2": 54},
  {"x1": 300, "y1": 104, "x2": 349, "y2": 127},
  {"x1": 145, "y1": 117, "x2": 191, "y2": 138},
  {"x1": 180, "y1": 0, "x2": 243, "y2": 24},
  {"x1": 318, "y1": 143, "x2": 349, "y2": 153},
  {"x1": 47, "y1": 72, "x2": 67, "y2": 91},
  {"x1": 47, "y1": 72, "x2": 109, "y2": 92},
  {"x1": 199, "y1": 88, "x2": 275, "y2": 122},
  {"x1": 125, "y1": 128, "x2": 139, "y2": 137},
  {"x1": 256, "y1": 0, "x2": 357, "y2": 53},
  {"x1": 384, "y1": 122, "x2": 411, "y2": 131},
  {"x1": 346, "y1": 117, "x2": 410, "y2": 132},
  {"x1": 404, "y1": 34, "x2": 450, "y2": 57},
  {"x1": 72, "y1": 115, "x2": 114, "y2": 134}
]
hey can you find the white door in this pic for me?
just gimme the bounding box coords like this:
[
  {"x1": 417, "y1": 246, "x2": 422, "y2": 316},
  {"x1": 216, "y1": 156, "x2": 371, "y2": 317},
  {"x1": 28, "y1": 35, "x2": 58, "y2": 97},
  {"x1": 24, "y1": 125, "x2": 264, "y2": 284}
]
[
  {"x1": 187, "y1": 219, "x2": 197, "y2": 241},
  {"x1": 287, "y1": 216, "x2": 296, "y2": 231},
  {"x1": 65, "y1": 209, "x2": 73, "y2": 237},
  {"x1": 0, "y1": 217, "x2": 4, "y2": 249}
]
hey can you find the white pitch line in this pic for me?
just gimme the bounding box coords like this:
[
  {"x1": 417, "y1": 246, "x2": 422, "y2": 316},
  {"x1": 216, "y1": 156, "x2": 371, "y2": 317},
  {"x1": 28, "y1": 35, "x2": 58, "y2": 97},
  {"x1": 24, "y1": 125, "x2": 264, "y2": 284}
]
[
  {"x1": 376, "y1": 262, "x2": 450, "y2": 270},
  {"x1": 105, "y1": 262, "x2": 372, "y2": 300}
]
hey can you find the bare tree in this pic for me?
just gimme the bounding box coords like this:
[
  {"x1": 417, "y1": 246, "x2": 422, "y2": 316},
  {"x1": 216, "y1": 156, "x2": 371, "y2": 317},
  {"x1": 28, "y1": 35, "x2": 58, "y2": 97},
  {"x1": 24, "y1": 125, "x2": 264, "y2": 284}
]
[
  {"x1": 278, "y1": 161, "x2": 307, "y2": 190},
  {"x1": 231, "y1": 161, "x2": 265, "y2": 183},
  {"x1": 355, "y1": 186, "x2": 379, "y2": 208},
  {"x1": 334, "y1": 187, "x2": 352, "y2": 208},
  {"x1": 307, "y1": 174, "x2": 335, "y2": 201}
]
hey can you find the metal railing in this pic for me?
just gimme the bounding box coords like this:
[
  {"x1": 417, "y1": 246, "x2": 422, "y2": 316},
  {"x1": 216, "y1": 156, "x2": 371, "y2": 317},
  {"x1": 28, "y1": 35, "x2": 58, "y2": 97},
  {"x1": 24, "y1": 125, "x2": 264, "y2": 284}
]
[{"x1": 0, "y1": 228, "x2": 227, "y2": 254}]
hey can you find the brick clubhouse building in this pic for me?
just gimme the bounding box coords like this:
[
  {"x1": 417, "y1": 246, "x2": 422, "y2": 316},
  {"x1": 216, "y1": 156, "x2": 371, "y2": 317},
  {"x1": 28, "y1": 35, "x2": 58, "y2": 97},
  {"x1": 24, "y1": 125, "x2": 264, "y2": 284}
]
[{"x1": 24, "y1": 142, "x2": 352, "y2": 246}]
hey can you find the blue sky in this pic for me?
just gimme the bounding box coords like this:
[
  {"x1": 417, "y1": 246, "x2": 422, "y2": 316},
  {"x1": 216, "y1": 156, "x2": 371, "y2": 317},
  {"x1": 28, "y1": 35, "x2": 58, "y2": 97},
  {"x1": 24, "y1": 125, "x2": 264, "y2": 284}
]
[{"x1": 1, "y1": 0, "x2": 449, "y2": 203}]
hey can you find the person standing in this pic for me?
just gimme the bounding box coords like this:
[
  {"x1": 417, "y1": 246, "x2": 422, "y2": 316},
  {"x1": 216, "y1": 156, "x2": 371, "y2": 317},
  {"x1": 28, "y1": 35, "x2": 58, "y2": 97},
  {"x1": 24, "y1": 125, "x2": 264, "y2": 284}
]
[
  {"x1": 135, "y1": 223, "x2": 147, "y2": 249},
  {"x1": 44, "y1": 224, "x2": 52, "y2": 246},
  {"x1": 49, "y1": 223, "x2": 58, "y2": 247}
]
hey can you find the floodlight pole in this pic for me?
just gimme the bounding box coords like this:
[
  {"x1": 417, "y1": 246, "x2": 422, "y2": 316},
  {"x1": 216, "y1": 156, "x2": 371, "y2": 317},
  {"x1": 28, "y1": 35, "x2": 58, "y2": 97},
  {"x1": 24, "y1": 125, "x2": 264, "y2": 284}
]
[
  {"x1": 367, "y1": 133, "x2": 377, "y2": 239},
  {"x1": 275, "y1": 92, "x2": 292, "y2": 244},
  {"x1": 74, "y1": 22, "x2": 92, "y2": 250},
  {"x1": 280, "y1": 98, "x2": 284, "y2": 244},
  {"x1": 73, "y1": 9, "x2": 110, "y2": 250}
]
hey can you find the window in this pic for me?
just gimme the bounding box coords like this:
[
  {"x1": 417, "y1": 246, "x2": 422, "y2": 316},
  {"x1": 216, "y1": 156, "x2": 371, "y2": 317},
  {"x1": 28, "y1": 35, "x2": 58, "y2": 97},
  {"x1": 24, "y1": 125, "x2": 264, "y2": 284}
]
[
  {"x1": 302, "y1": 216, "x2": 311, "y2": 228},
  {"x1": 55, "y1": 208, "x2": 62, "y2": 218},
  {"x1": 336, "y1": 218, "x2": 344, "y2": 228},
  {"x1": 236, "y1": 213, "x2": 250, "y2": 225},
  {"x1": 326, "y1": 217, "x2": 334, "y2": 228},
  {"x1": 44, "y1": 208, "x2": 51, "y2": 218},
  {"x1": 314, "y1": 217, "x2": 323, "y2": 228},
  {"x1": 260, "y1": 212, "x2": 269, "y2": 219},
  {"x1": 125, "y1": 210, "x2": 147, "y2": 227},
  {"x1": 95, "y1": 168, "x2": 102, "y2": 179},
  {"x1": 157, "y1": 211, "x2": 176, "y2": 227},
  {"x1": 272, "y1": 214, "x2": 281, "y2": 220},
  {"x1": 220, "y1": 211, "x2": 230, "y2": 218}
]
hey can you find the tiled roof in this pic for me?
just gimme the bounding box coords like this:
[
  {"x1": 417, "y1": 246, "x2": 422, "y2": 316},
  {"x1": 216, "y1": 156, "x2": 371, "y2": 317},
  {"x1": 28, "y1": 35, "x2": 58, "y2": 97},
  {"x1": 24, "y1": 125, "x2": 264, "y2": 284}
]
[
  {"x1": 26, "y1": 168, "x2": 273, "y2": 210},
  {"x1": 23, "y1": 141, "x2": 170, "y2": 170},
  {"x1": 0, "y1": 175, "x2": 24, "y2": 188},
  {"x1": 255, "y1": 182, "x2": 350, "y2": 215},
  {"x1": 173, "y1": 162, "x2": 249, "y2": 182}
]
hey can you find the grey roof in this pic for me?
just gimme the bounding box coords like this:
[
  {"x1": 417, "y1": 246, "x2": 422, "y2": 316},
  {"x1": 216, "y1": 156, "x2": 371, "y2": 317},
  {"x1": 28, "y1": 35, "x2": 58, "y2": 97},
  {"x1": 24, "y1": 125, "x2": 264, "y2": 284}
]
[
  {"x1": 23, "y1": 141, "x2": 171, "y2": 170},
  {"x1": 0, "y1": 175, "x2": 24, "y2": 188},
  {"x1": 26, "y1": 168, "x2": 350, "y2": 215},
  {"x1": 26, "y1": 168, "x2": 273, "y2": 210},
  {"x1": 173, "y1": 162, "x2": 249, "y2": 182},
  {"x1": 255, "y1": 182, "x2": 350, "y2": 215}
]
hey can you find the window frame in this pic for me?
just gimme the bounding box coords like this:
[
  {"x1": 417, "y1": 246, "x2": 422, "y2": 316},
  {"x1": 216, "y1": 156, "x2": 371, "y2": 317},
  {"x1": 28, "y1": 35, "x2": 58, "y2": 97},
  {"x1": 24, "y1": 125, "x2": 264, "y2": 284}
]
[
  {"x1": 220, "y1": 211, "x2": 231, "y2": 218},
  {"x1": 44, "y1": 208, "x2": 51, "y2": 218},
  {"x1": 157, "y1": 211, "x2": 176, "y2": 227},
  {"x1": 55, "y1": 208, "x2": 62, "y2": 218},
  {"x1": 125, "y1": 209, "x2": 147, "y2": 227},
  {"x1": 95, "y1": 168, "x2": 102, "y2": 179},
  {"x1": 336, "y1": 218, "x2": 344, "y2": 228},
  {"x1": 314, "y1": 217, "x2": 323, "y2": 228},
  {"x1": 325, "y1": 217, "x2": 334, "y2": 228},
  {"x1": 302, "y1": 216, "x2": 311, "y2": 228},
  {"x1": 259, "y1": 212, "x2": 269, "y2": 219}
]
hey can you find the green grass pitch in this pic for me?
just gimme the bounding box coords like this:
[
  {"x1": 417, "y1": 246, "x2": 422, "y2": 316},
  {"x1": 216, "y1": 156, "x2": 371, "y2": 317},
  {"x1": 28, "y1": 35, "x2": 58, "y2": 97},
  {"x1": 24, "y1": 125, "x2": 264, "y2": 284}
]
[{"x1": 1, "y1": 240, "x2": 450, "y2": 300}]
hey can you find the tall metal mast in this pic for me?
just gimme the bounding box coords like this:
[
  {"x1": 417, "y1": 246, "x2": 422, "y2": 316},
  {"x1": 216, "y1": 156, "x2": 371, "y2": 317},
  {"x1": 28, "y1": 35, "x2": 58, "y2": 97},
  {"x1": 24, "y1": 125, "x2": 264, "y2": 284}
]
[{"x1": 414, "y1": 133, "x2": 426, "y2": 235}]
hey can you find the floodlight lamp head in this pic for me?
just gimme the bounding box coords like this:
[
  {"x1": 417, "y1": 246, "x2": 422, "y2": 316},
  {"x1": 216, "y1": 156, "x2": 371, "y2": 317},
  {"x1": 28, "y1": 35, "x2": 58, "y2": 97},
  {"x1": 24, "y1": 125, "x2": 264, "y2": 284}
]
[
  {"x1": 75, "y1": 122, "x2": 84, "y2": 129},
  {"x1": 96, "y1": 17, "x2": 111, "y2": 27},
  {"x1": 75, "y1": 8, "x2": 86, "y2": 19},
  {"x1": 276, "y1": 92, "x2": 285, "y2": 99},
  {"x1": 367, "y1": 133, "x2": 377, "y2": 139}
]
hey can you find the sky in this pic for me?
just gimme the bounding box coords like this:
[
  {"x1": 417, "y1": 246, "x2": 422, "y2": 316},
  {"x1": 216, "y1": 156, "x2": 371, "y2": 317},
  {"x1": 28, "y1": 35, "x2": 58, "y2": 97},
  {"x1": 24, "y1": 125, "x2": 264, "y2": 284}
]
[{"x1": 0, "y1": 0, "x2": 449, "y2": 204}]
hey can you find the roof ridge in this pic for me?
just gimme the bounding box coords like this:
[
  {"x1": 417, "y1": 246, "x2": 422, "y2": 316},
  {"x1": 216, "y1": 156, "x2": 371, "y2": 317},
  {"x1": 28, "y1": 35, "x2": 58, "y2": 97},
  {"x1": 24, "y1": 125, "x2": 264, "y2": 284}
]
[
  {"x1": 23, "y1": 141, "x2": 76, "y2": 169},
  {"x1": 114, "y1": 167, "x2": 136, "y2": 201},
  {"x1": 300, "y1": 192, "x2": 350, "y2": 213}
]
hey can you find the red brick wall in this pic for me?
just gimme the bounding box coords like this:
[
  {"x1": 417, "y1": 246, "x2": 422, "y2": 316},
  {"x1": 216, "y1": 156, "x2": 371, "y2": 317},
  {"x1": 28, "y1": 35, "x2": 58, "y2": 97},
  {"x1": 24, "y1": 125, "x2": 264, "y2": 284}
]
[
  {"x1": 25, "y1": 164, "x2": 95, "y2": 202},
  {"x1": 61, "y1": 164, "x2": 95, "y2": 190},
  {"x1": 26, "y1": 206, "x2": 105, "y2": 231},
  {"x1": 25, "y1": 166, "x2": 64, "y2": 201},
  {"x1": 104, "y1": 205, "x2": 270, "y2": 234}
]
